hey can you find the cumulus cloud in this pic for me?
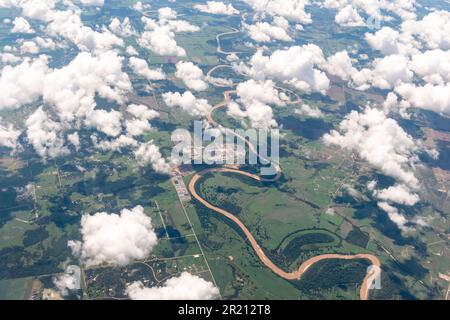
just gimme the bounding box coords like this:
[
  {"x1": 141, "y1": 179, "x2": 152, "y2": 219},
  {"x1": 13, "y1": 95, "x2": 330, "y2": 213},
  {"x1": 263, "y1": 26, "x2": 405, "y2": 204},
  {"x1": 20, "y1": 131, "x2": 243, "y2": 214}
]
[
  {"x1": 244, "y1": 0, "x2": 312, "y2": 24},
  {"x1": 352, "y1": 54, "x2": 413, "y2": 90},
  {"x1": 295, "y1": 104, "x2": 324, "y2": 118},
  {"x1": 19, "y1": 40, "x2": 40, "y2": 54},
  {"x1": 244, "y1": 22, "x2": 293, "y2": 43},
  {"x1": 69, "y1": 206, "x2": 158, "y2": 267},
  {"x1": 11, "y1": 16, "x2": 34, "y2": 33},
  {"x1": 366, "y1": 27, "x2": 407, "y2": 56},
  {"x1": 0, "y1": 43, "x2": 135, "y2": 160},
  {"x1": 401, "y1": 10, "x2": 450, "y2": 50},
  {"x1": 236, "y1": 79, "x2": 286, "y2": 107},
  {"x1": 323, "y1": 107, "x2": 421, "y2": 188},
  {"x1": 175, "y1": 61, "x2": 208, "y2": 91},
  {"x1": 130, "y1": 57, "x2": 165, "y2": 81},
  {"x1": 125, "y1": 104, "x2": 159, "y2": 137},
  {"x1": 126, "y1": 45, "x2": 138, "y2": 56},
  {"x1": 137, "y1": 6, "x2": 199, "y2": 56},
  {"x1": 0, "y1": 120, "x2": 21, "y2": 150},
  {"x1": 46, "y1": 8, "x2": 124, "y2": 53},
  {"x1": 77, "y1": 0, "x2": 104, "y2": 6},
  {"x1": 394, "y1": 83, "x2": 450, "y2": 116},
  {"x1": 134, "y1": 141, "x2": 170, "y2": 174},
  {"x1": 323, "y1": 0, "x2": 417, "y2": 23},
  {"x1": 25, "y1": 107, "x2": 68, "y2": 159},
  {"x1": 84, "y1": 109, "x2": 122, "y2": 137},
  {"x1": 43, "y1": 51, "x2": 131, "y2": 122},
  {"x1": 243, "y1": 101, "x2": 277, "y2": 129},
  {"x1": 323, "y1": 50, "x2": 357, "y2": 81},
  {"x1": 377, "y1": 201, "x2": 411, "y2": 232},
  {"x1": 126, "y1": 272, "x2": 219, "y2": 300},
  {"x1": 67, "y1": 132, "x2": 80, "y2": 150},
  {"x1": 53, "y1": 265, "x2": 80, "y2": 297},
  {"x1": 373, "y1": 184, "x2": 419, "y2": 206},
  {"x1": 335, "y1": 5, "x2": 365, "y2": 27},
  {"x1": 109, "y1": 17, "x2": 135, "y2": 37},
  {"x1": 0, "y1": 55, "x2": 49, "y2": 110},
  {"x1": 92, "y1": 134, "x2": 139, "y2": 152},
  {"x1": 158, "y1": 7, "x2": 177, "y2": 20},
  {"x1": 163, "y1": 91, "x2": 212, "y2": 116},
  {"x1": 139, "y1": 26, "x2": 186, "y2": 57},
  {"x1": 226, "y1": 79, "x2": 286, "y2": 128},
  {"x1": 241, "y1": 45, "x2": 330, "y2": 94},
  {"x1": 194, "y1": 1, "x2": 239, "y2": 15},
  {"x1": 408, "y1": 49, "x2": 450, "y2": 85}
]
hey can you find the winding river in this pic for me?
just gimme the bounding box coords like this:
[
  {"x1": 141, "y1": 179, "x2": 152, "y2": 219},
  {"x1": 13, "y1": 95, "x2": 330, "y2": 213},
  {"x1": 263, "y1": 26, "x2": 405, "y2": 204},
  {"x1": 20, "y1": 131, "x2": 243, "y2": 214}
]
[{"x1": 188, "y1": 36, "x2": 381, "y2": 300}]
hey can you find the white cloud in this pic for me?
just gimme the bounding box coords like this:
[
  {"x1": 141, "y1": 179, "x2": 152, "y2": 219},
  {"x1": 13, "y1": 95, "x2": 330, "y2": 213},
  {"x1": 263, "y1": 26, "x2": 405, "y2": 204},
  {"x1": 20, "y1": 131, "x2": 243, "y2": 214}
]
[
  {"x1": 0, "y1": 120, "x2": 21, "y2": 150},
  {"x1": 109, "y1": 17, "x2": 135, "y2": 37},
  {"x1": 244, "y1": 101, "x2": 278, "y2": 129},
  {"x1": 0, "y1": 55, "x2": 49, "y2": 110},
  {"x1": 408, "y1": 49, "x2": 450, "y2": 85},
  {"x1": 394, "y1": 83, "x2": 450, "y2": 116},
  {"x1": 11, "y1": 17, "x2": 34, "y2": 33},
  {"x1": 126, "y1": 272, "x2": 219, "y2": 300},
  {"x1": 130, "y1": 57, "x2": 166, "y2": 81},
  {"x1": 25, "y1": 107, "x2": 68, "y2": 159},
  {"x1": 125, "y1": 104, "x2": 159, "y2": 137},
  {"x1": 77, "y1": 0, "x2": 104, "y2": 6},
  {"x1": 352, "y1": 54, "x2": 413, "y2": 90},
  {"x1": 242, "y1": 45, "x2": 330, "y2": 94},
  {"x1": 227, "y1": 80, "x2": 282, "y2": 129},
  {"x1": 335, "y1": 5, "x2": 365, "y2": 27},
  {"x1": 158, "y1": 7, "x2": 177, "y2": 21},
  {"x1": 67, "y1": 132, "x2": 80, "y2": 150},
  {"x1": 42, "y1": 51, "x2": 131, "y2": 122},
  {"x1": 373, "y1": 184, "x2": 419, "y2": 206},
  {"x1": 323, "y1": 0, "x2": 417, "y2": 23},
  {"x1": 0, "y1": 53, "x2": 21, "y2": 64},
  {"x1": 46, "y1": 9, "x2": 124, "y2": 53},
  {"x1": 134, "y1": 141, "x2": 170, "y2": 174},
  {"x1": 236, "y1": 79, "x2": 286, "y2": 107},
  {"x1": 378, "y1": 201, "x2": 411, "y2": 232},
  {"x1": 244, "y1": 0, "x2": 312, "y2": 24},
  {"x1": 323, "y1": 50, "x2": 357, "y2": 81},
  {"x1": 126, "y1": 46, "x2": 138, "y2": 56},
  {"x1": 194, "y1": 1, "x2": 239, "y2": 15},
  {"x1": 323, "y1": 107, "x2": 421, "y2": 188},
  {"x1": 0, "y1": 0, "x2": 57, "y2": 21},
  {"x1": 295, "y1": 104, "x2": 323, "y2": 118},
  {"x1": 163, "y1": 91, "x2": 212, "y2": 116},
  {"x1": 91, "y1": 134, "x2": 139, "y2": 152},
  {"x1": 20, "y1": 41, "x2": 40, "y2": 54},
  {"x1": 53, "y1": 265, "x2": 80, "y2": 297},
  {"x1": 366, "y1": 27, "x2": 400, "y2": 55},
  {"x1": 244, "y1": 22, "x2": 293, "y2": 43},
  {"x1": 175, "y1": 61, "x2": 208, "y2": 91},
  {"x1": 402, "y1": 10, "x2": 450, "y2": 50},
  {"x1": 227, "y1": 100, "x2": 247, "y2": 119},
  {"x1": 70, "y1": 206, "x2": 158, "y2": 267},
  {"x1": 84, "y1": 109, "x2": 122, "y2": 137},
  {"x1": 133, "y1": 1, "x2": 150, "y2": 12},
  {"x1": 127, "y1": 104, "x2": 160, "y2": 121},
  {"x1": 139, "y1": 27, "x2": 186, "y2": 57},
  {"x1": 164, "y1": 19, "x2": 200, "y2": 33}
]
